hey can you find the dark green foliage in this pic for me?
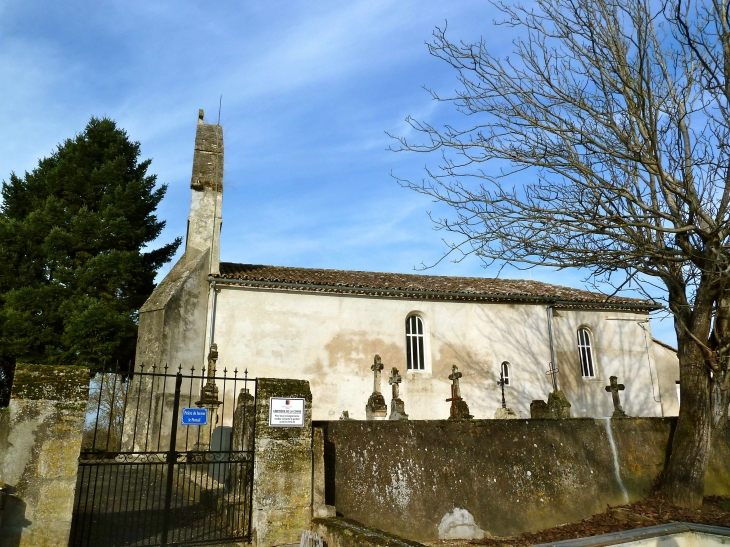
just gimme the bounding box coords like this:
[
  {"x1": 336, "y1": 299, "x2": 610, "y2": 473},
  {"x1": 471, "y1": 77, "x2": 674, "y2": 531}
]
[{"x1": 0, "y1": 117, "x2": 181, "y2": 374}]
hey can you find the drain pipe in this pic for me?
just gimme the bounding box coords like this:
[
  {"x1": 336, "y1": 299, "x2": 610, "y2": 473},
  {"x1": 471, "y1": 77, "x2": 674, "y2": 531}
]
[
  {"x1": 209, "y1": 280, "x2": 219, "y2": 346},
  {"x1": 547, "y1": 305, "x2": 559, "y2": 391}
]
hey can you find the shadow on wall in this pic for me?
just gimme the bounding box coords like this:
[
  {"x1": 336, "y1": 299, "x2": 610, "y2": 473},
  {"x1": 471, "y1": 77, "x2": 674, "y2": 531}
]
[
  {"x1": 0, "y1": 485, "x2": 31, "y2": 547},
  {"x1": 462, "y1": 304, "x2": 661, "y2": 418},
  {"x1": 434, "y1": 304, "x2": 557, "y2": 416}
]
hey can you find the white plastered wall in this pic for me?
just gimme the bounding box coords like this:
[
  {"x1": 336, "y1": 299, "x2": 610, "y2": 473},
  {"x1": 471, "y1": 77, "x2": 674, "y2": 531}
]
[{"x1": 210, "y1": 286, "x2": 667, "y2": 421}]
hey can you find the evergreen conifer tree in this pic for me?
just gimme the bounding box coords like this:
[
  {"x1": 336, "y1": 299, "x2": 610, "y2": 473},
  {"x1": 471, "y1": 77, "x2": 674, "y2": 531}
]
[{"x1": 0, "y1": 117, "x2": 180, "y2": 381}]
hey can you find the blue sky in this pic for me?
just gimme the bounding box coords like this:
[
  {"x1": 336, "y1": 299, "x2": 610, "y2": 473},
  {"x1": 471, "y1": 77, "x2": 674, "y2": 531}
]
[{"x1": 0, "y1": 0, "x2": 676, "y2": 345}]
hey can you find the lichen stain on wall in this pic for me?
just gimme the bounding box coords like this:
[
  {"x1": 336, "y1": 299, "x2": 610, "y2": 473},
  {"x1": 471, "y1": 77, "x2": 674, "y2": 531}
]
[{"x1": 385, "y1": 460, "x2": 418, "y2": 511}]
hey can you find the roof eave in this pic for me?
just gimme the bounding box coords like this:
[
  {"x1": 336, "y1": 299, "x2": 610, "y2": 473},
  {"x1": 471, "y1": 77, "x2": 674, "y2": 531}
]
[{"x1": 208, "y1": 275, "x2": 660, "y2": 312}]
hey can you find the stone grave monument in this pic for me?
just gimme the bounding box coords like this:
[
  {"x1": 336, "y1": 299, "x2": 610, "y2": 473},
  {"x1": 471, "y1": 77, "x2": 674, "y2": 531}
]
[
  {"x1": 446, "y1": 365, "x2": 473, "y2": 420},
  {"x1": 605, "y1": 375, "x2": 628, "y2": 418},
  {"x1": 366, "y1": 354, "x2": 388, "y2": 419},
  {"x1": 494, "y1": 369, "x2": 518, "y2": 419},
  {"x1": 195, "y1": 343, "x2": 222, "y2": 450},
  {"x1": 388, "y1": 367, "x2": 408, "y2": 420}
]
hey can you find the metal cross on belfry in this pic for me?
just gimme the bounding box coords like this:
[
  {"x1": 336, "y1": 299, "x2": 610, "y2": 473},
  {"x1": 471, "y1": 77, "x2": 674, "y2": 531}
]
[
  {"x1": 498, "y1": 371, "x2": 507, "y2": 409},
  {"x1": 545, "y1": 361, "x2": 559, "y2": 391}
]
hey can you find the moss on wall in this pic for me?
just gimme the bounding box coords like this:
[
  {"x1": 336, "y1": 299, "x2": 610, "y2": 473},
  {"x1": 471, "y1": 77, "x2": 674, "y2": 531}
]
[
  {"x1": 0, "y1": 364, "x2": 89, "y2": 547},
  {"x1": 319, "y1": 418, "x2": 730, "y2": 541},
  {"x1": 11, "y1": 365, "x2": 89, "y2": 403}
]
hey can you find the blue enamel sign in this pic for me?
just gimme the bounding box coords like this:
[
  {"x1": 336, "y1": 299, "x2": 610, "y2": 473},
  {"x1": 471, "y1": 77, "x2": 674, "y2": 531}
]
[{"x1": 181, "y1": 408, "x2": 208, "y2": 425}]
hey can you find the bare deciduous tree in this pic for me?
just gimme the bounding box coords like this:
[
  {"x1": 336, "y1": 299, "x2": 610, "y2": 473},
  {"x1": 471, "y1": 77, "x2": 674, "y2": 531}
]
[
  {"x1": 391, "y1": 0, "x2": 730, "y2": 506},
  {"x1": 82, "y1": 372, "x2": 128, "y2": 453}
]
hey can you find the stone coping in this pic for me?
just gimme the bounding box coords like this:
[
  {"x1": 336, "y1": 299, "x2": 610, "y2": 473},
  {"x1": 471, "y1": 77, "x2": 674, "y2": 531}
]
[
  {"x1": 10, "y1": 364, "x2": 90, "y2": 402},
  {"x1": 532, "y1": 522, "x2": 730, "y2": 546}
]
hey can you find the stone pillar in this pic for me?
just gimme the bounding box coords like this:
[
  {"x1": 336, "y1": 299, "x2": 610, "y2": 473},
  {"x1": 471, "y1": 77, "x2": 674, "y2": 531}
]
[
  {"x1": 0, "y1": 364, "x2": 90, "y2": 547},
  {"x1": 251, "y1": 378, "x2": 313, "y2": 547}
]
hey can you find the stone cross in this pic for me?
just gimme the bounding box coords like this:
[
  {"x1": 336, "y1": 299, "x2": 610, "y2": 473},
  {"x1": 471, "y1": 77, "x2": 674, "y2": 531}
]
[
  {"x1": 366, "y1": 354, "x2": 388, "y2": 419},
  {"x1": 194, "y1": 343, "x2": 222, "y2": 450},
  {"x1": 446, "y1": 365, "x2": 473, "y2": 420},
  {"x1": 388, "y1": 367, "x2": 408, "y2": 420},
  {"x1": 605, "y1": 375, "x2": 627, "y2": 418},
  {"x1": 206, "y1": 343, "x2": 218, "y2": 383},
  {"x1": 448, "y1": 365, "x2": 462, "y2": 400},
  {"x1": 371, "y1": 355, "x2": 384, "y2": 394},
  {"x1": 389, "y1": 367, "x2": 402, "y2": 399}
]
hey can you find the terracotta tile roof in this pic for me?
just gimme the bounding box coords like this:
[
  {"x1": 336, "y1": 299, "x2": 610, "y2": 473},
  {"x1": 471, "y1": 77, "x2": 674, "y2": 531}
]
[{"x1": 214, "y1": 262, "x2": 659, "y2": 310}]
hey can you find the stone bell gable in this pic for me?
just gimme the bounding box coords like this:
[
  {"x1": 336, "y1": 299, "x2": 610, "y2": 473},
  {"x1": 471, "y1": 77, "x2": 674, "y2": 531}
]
[
  {"x1": 135, "y1": 110, "x2": 222, "y2": 371},
  {"x1": 187, "y1": 109, "x2": 223, "y2": 274}
]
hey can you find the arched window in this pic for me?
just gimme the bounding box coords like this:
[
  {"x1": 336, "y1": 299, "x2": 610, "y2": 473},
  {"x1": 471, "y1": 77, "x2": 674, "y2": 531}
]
[
  {"x1": 405, "y1": 315, "x2": 425, "y2": 370},
  {"x1": 501, "y1": 362, "x2": 511, "y2": 386},
  {"x1": 577, "y1": 328, "x2": 596, "y2": 378}
]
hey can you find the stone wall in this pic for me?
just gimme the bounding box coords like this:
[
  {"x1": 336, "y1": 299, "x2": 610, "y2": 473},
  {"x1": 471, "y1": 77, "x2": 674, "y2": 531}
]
[
  {"x1": 0, "y1": 364, "x2": 90, "y2": 547},
  {"x1": 319, "y1": 418, "x2": 730, "y2": 542}
]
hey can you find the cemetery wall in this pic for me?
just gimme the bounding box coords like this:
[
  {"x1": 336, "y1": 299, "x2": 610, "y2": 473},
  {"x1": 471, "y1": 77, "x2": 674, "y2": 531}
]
[
  {"x1": 0, "y1": 364, "x2": 89, "y2": 547},
  {"x1": 319, "y1": 417, "x2": 730, "y2": 541}
]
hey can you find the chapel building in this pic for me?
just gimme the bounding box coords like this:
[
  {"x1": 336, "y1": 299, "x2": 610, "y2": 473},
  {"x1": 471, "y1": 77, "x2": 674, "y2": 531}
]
[{"x1": 135, "y1": 112, "x2": 681, "y2": 421}]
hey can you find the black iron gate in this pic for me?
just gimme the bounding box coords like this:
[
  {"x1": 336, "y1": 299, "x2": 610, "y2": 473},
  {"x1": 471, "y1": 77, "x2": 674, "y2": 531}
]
[{"x1": 70, "y1": 364, "x2": 257, "y2": 546}]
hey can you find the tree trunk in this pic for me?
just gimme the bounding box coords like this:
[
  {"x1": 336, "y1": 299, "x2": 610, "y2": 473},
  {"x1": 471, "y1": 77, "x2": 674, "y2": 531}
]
[
  {"x1": 712, "y1": 373, "x2": 729, "y2": 433},
  {"x1": 662, "y1": 328, "x2": 713, "y2": 506}
]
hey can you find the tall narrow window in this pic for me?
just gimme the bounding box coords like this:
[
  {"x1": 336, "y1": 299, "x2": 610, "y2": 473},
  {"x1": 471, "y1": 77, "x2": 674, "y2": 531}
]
[
  {"x1": 577, "y1": 328, "x2": 595, "y2": 378},
  {"x1": 406, "y1": 315, "x2": 425, "y2": 370},
  {"x1": 501, "y1": 362, "x2": 511, "y2": 385}
]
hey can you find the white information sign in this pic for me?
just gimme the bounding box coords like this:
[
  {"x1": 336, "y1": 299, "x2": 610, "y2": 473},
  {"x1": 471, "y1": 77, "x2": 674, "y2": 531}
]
[{"x1": 269, "y1": 397, "x2": 305, "y2": 427}]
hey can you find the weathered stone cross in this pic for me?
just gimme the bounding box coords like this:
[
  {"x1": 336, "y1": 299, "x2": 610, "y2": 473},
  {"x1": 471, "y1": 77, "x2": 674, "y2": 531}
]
[
  {"x1": 448, "y1": 365, "x2": 462, "y2": 400},
  {"x1": 389, "y1": 367, "x2": 402, "y2": 399},
  {"x1": 366, "y1": 354, "x2": 388, "y2": 419},
  {"x1": 206, "y1": 343, "x2": 218, "y2": 382},
  {"x1": 371, "y1": 355, "x2": 384, "y2": 394},
  {"x1": 388, "y1": 367, "x2": 408, "y2": 420},
  {"x1": 605, "y1": 375, "x2": 627, "y2": 418},
  {"x1": 446, "y1": 365, "x2": 473, "y2": 420}
]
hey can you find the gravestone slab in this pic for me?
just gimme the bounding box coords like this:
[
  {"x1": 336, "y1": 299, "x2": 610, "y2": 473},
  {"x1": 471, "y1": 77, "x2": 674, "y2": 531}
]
[{"x1": 530, "y1": 400, "x2": 550, "y2": 419}]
